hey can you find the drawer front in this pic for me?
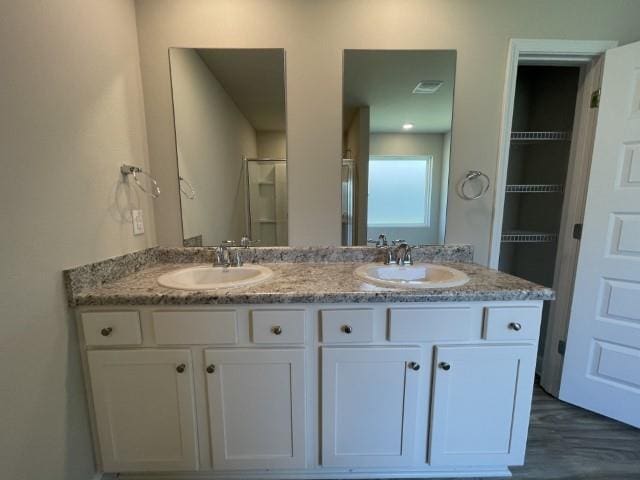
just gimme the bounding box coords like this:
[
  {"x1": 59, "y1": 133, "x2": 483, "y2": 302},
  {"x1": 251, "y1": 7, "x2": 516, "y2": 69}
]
[
  {"x1": 388, "y1": 307, "x2": 474, "y2": 342},
  {"x1": 251, "y1": 310, "x2": 306, "y2": 344},
  {"x1": 152, "y1": 310, "x2": 238, "y2": 345},
  {"x1": 82, "y1": 311, "x2": 142, "y2": 346},
  {"x1": 483, "y1": 306, "x2": 541, "y2": 341},
  {"x1": 321, "y1": 309, "x2": 374, "y2": 343}
]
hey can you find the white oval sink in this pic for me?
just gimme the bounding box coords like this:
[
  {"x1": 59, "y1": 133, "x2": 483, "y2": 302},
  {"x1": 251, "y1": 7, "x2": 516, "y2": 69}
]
[
  {"x1": 354, "y1": 263, "x2": 470, "y2": 289},
  {"x1": 157, "y1": 265, "x2": 273, "y2": 290}
]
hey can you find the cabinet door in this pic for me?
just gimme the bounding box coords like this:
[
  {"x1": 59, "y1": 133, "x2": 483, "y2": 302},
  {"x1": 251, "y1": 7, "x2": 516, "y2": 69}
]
[
  {"x1": 205, "y1": 349, "x2": 306, "y2": 469},
  {"x1": 87, "y1": 349, "x2": 198, "y2": 472},
  {"x1": 322, "y1": 347, "x2": 421, "y2": 467},
  {"x1": 429, "y1": 344, "x2": 536, "y2": 466}
]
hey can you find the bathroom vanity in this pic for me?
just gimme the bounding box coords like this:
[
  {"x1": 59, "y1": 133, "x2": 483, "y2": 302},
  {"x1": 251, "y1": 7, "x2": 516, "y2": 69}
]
[{"x1": 65, "y1": 246, "x2": 553, "y2": 479}]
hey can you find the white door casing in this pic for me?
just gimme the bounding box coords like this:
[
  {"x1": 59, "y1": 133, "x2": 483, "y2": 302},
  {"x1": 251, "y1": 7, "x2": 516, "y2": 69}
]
[
  {"x1": 560, "y1": 40, "x2": 640, "y2": 427},
  {"x1": 204, "y1": 348, "x2": 307, "y2": 469},
  {"x1": 87, "y1": 349, "x2": 198, "y2": 472},
  {"x1": 321, "y1": 347, "x2": 421, "y2": 467},
  {"x1": 429, "y1": 344, "x2": 536, "y2": 466}
]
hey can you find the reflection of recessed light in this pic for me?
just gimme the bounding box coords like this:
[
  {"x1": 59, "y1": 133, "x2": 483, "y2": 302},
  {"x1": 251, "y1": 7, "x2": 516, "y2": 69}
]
[
  {"x1": 402, "y1": 123, "x2": 414, "y2": 130},
  {"x1": 413, "y1": 81, "x2": 443, "y2": 94}
]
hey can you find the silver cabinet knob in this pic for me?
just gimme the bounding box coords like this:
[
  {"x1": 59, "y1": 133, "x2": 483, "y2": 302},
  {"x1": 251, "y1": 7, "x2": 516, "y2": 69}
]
[
  {"x1": 206, "y1": 364, "x2": 215, "y2": 374},
  {"x1": 176, "y1": 363, "x2": 186, "y2": 374},
  {"x1": 408, "y1": 361, "x2": 421, "y2": 371},
  {"x1": 439, "y1": 362, "x2": 451, "y2": 371},
  {"x1": 342, "y1": 325, "x2": 353, "y2": 334},
  {"x1": 271, "y1": 325, "x2": 283, "y2": 335},
  {"x1": 509, "y1": 322, "x2": 523, "y2": 331},
  {"x1": 100, "y1": 327, "x2": 113, "y2": 337}
]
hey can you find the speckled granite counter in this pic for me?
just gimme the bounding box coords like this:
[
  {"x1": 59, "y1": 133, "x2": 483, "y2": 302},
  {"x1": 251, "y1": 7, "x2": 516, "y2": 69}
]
[{"x1": 64, "y1": 246, "x2": 554, "y2": 306}]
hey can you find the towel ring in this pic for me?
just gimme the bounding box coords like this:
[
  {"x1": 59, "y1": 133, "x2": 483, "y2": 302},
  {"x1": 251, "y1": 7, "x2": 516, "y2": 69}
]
[
  {"x1": 121, "y1": 164, "x2": 161, "y2": 198},
  {"x1": 458, "y1": 170, "x2": 490, "y2": 200},
  {"x1": 179, "y1": 176, "x2": 196, "y2": 200}
]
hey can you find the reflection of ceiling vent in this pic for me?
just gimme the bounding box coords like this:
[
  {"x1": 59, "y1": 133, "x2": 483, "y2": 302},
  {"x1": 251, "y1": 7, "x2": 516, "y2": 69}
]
[{"x1": 412, "y1": 81, "x2": 443, "y2": 94}]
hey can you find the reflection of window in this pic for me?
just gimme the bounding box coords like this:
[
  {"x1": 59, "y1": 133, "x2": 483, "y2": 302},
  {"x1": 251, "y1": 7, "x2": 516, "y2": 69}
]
[{"x1": 367, "y1": 155, "x2": 433, "y2": 226}]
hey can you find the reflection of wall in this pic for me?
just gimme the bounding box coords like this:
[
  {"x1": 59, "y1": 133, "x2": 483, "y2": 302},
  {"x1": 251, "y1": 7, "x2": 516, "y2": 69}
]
[
  {"x1": 1, "y1": 1, "x2": 155, "y2": 479},
  {"x1": 138, "y1": 1, "x2": 640, "y2": 262},
  {"x1": 368, "y1": 133, "x2": 444, "y2": 245},
  {"x1": 256, "y1": 131, "x2": 287, "y2": 158},
  {"x1": 170, "y1": 49, "x2": 257, "y2": 245},
  {"x1": 345, "y1": 107, "x2": 370, "y2": 245}
]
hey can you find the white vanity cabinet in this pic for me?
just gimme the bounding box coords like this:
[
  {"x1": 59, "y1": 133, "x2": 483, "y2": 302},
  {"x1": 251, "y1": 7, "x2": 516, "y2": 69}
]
[
  {"x1": 86, "y1": 349, "x2": 198, "y2": 472},
  {"x1": 77, "y1": 300, "x2": 543, "y2": 479},
  {"x1": 321, "y1": 347, "x2": 421, "y2": 467},
  {"x1": 429, "y1": 343, "x2": 536, "y2": 466},
  {"x1": 204, "y1": 348, "x2": 306, "y2": 469}
]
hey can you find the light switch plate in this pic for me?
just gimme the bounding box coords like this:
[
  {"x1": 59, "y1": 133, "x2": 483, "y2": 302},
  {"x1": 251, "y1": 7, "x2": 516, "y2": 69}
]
[{"x1": 132, "y1": 209, "x2": 144, "y2": 235}]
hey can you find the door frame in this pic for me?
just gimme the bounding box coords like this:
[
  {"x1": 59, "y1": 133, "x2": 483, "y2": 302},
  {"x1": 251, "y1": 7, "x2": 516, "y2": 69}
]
[
  {"x1": 489, "y1": 39, "x2": 617, "y2": 269},
  {"x1": 488, "y1": 39, "x2": 616, "y2": 395}
]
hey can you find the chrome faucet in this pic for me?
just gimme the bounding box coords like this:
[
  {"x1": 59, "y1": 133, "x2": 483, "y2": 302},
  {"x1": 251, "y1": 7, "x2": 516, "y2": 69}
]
[
  {"x1": 214, "y1": 241, "x2": 234, "y2": 268},
  {"x1": 395, "y1": 242, "x2": 413, "y2": 266}
]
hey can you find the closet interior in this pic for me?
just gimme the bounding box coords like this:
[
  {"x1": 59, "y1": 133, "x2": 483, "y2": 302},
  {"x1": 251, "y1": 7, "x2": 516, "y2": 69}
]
[{"x1": 498, "y1": 65, "x2": 581, "y2": 368}]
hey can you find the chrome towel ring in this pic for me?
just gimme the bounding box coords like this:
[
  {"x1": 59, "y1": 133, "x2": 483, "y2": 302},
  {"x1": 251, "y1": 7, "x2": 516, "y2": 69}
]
[
  {"x1": 179, "y1": 176, "x2": 196, "y2": 200},
  {"x1": 458, "y1": 170, "x2": 490, "y2": 200},
  {"x1": 121, "y1": 164, "x2": 161, "y2": 198}
]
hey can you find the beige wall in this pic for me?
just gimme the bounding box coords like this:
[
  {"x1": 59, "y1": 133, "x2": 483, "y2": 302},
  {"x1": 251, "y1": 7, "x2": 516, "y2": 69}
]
[
  {"x1": 135, "y1": 0, "x2": 640, "y2": 263},
  {"x1": 369, "y1": 133, "x2": 445, "y2": 244},
  {"x1": 171, "y1": 48, "x2": 256, "y2": 245},
  {"x1": 256, "y1": 131, "x2": 287, "y2": 159},
  {"x1": 0, "y1": 1, "x2": 154, "y2": 479}
]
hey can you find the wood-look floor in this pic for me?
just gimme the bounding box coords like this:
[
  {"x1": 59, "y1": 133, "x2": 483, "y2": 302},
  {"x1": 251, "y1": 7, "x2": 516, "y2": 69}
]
[{"x1": 497, "y1": 386, "x2": 640, "y2": 480}]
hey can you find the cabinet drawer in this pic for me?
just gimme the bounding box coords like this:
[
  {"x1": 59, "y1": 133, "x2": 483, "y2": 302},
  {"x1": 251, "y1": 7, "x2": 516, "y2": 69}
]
[
  {"x1": 483, "y1": 307, "x2": 541, "y2": 341},
  {"x1": 251, "y1": 310, "x2": 306, "y2": 344},
  {"x1": 82, "y1": 311, "x2": 141, "y2": 346},
  {"x1": 321, "y1": 309, "x2": 373, "y2": 343},
  {"x1": 388, "y1": 307, "x2": 474, "y2": 342},
  {"x1": 152, "y1": 311, "x2": 237, "y2": 345}
]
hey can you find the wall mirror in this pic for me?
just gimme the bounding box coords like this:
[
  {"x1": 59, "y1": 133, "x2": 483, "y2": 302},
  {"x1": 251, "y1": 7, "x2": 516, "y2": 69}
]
[
  {"x1": 169, "y1": 48, "x2": 287, "y2": 247},
  {"x1": 341, "y1": 50, "x2": 456, "y2": 246}
]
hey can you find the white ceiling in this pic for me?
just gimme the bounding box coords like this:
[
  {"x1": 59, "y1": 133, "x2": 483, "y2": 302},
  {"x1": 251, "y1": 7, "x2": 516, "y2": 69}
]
[
  {"x1": 343, "y1": 50, "x2": 456, "y2": 133},
  {"x1": 197, "y1": 48, "x2": 286, "y2": 132}
]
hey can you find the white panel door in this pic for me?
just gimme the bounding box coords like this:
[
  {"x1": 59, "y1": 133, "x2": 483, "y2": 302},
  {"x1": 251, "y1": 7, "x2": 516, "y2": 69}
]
[
  {"x1": 321, "y1": 347, "x2": 421, "y2": 467},
  {"x1": 560, "y1": 41, "x2": 640, "y2": 427},
  {"x1": 205, "y1": 349, "x2": 306, "y2": 470},
  {"x1": 429, "y1": 344, "x2": 536, "y2": 466},
  {"x1": 87, "y1": 349, "x2": 198, "y2": 472}
]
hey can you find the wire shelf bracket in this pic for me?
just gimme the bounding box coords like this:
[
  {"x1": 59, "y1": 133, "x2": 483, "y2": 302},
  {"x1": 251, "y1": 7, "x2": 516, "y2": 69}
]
[
  {"x1": 501, "y1": 231, "x2": 558, "y2": 243},
  {"x1": 506, "y1": 184, "x2": 564, "y2": 193},
  {"x1": 510, "y1": 131, "x2": 571, "y2": 142}
]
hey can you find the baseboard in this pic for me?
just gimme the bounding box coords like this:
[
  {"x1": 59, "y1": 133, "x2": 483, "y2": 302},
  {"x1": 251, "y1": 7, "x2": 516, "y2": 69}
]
[{"x1": 115, "y1": 467, "x2": 512, "y2": 480}]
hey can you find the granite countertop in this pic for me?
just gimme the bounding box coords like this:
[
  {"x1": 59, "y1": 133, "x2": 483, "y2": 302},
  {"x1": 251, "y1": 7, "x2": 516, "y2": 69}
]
[{"x1": 69, "y1": 261, "x2": 554, "y2": 306}]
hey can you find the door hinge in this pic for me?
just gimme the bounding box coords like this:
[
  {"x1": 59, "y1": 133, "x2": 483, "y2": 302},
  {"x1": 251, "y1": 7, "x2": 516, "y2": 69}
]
[
  {"x1": 573, "y1": 223, "x2": 583, "y2": 240},
  {"x1": 558, "y1": 340, "x2": 566, "y2": 355},
  {"x1": 590, "y1": 89, "x2": 601, "y2": 108}
]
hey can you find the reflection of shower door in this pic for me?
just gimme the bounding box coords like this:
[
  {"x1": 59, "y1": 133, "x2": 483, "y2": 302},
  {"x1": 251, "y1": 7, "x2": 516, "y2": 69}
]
[
  {"x1": 341, "y1": 159, "x2": 355, "y2": 245},
  {"x1": 246, "y1": 159, "x2": 288, "y2": 246}
]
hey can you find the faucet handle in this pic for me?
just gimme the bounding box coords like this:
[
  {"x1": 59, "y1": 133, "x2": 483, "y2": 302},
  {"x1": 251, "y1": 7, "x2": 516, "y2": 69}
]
[
  {"x1": 239, "y1": 235, "x2": 260, "y2": 248},
  {"x1": 368, "y1": 234, "x2": 388, "y2": 248}
]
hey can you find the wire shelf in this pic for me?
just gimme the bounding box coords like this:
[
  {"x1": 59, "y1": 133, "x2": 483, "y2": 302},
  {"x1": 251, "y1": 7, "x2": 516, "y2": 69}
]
[
  {"x1": 501, "y1": 231, "x2": 558, "y2": 243},
  {"x1": 511, "y1": 131, "x2": 571, "y2": 142},
  {"x1": 506, "y1": 184, "x2": 564, "y2": 193}
]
